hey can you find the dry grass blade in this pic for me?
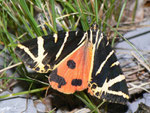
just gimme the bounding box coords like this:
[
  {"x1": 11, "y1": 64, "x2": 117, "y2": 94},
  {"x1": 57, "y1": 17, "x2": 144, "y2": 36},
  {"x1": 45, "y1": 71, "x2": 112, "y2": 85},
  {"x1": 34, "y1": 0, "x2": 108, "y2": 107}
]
[
  {"x1": 128, "y1": 82, "x2": 150, "y2": 94},
  {"x1": 125, "y1": 67, "x2": 145, "y2": 77},
  {"x1": 131, "y1": 52, "x2": 150, "y2": 72},
  {"x1": 0, "y1": 62, "x2": 22, "y2": 73}
]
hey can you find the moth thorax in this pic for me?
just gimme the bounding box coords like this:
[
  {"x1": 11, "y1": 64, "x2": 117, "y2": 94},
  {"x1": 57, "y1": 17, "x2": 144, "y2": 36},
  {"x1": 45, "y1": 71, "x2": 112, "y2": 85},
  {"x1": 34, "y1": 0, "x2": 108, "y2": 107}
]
[{"x1": 90, "y1": 24, "x2": 99, "y2": 31}]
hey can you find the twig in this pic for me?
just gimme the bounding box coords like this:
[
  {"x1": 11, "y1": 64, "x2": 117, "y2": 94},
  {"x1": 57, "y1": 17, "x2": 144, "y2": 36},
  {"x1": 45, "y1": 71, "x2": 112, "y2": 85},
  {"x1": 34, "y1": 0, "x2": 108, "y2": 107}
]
[
  {"x1": 131, "y1": 52, "x2": 150, "y2": 72},
  {"x1": 125, "y1": 67, "x2": 145, "y2": 76},
  {"x1": 0, "y1": 62, "x2": 22, "y2": 73},
  {"x1": 128, "y1": 82, "x2": 150, "y2": 93},
  {"x1": 122, "y1": 65, "x2": 142, "y2": 72},
  {"x1": 116, "y1": 47, "x2": 150, "y2": 54}
]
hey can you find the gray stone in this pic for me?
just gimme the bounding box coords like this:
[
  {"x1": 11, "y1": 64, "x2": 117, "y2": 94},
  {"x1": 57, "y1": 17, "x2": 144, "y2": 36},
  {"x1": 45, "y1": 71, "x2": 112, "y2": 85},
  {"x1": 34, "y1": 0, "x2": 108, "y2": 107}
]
[{"x1": 0, "y1": 97, "x2": 37, "y2": 113}]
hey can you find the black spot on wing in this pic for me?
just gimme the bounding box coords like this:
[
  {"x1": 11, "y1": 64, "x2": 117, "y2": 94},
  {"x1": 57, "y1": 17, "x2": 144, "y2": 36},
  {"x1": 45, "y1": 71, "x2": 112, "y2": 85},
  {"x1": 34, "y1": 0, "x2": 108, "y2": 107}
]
[
  {"x1": 71, "y1": 79, "x2": 82, "y2": 86},
  {"x1": 35, "y1": 67, "x2": 40, "y2": 71},
  {"x1": 49, "y1": 69, "x2": 66, "y2": 88},
  {"x1": 44, "y1": 65, "x2": 49, "y2": 70},
  {"x1": 67, "y1": 60, "x2": 76, "y2": 69},
  {"x1": 95, "y1": 92, "x2": 100, "y2": 96},
  {"x1": 91, "y1": 83, "x2": 97, "y2": 89}
]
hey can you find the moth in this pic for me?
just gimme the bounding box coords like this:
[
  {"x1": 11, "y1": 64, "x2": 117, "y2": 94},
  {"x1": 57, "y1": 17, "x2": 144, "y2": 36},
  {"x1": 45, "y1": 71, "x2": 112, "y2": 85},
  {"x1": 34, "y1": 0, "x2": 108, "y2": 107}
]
[{"x1": 15, "y1": 24, "x2": 129, "y2": 104}]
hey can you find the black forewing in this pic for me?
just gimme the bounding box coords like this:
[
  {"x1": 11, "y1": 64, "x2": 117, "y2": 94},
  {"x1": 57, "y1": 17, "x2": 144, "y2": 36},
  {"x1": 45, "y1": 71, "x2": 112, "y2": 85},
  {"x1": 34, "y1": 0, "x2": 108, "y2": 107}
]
[
  {"x1": 89, "y1": 34, "x2": 129, "y2": 104},
  {"x1": 15, "y1": 30, "x2": 86, "y2": 73}
]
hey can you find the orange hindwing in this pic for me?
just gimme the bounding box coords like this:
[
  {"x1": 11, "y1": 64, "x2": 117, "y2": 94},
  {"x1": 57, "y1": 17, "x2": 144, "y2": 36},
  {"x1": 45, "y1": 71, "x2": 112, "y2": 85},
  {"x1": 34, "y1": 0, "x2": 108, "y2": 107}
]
[{"x1": 48, "y1": 39, "x2": 93, "y2": 94}]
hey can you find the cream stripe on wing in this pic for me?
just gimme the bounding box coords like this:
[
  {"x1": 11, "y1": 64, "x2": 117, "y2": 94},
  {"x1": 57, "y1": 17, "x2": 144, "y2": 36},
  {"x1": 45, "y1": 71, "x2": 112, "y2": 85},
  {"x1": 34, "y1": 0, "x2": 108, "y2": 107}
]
[
  {"x1": 78, "y1": 32, "x2": 87, "y2": 45},
  {"x1": 75, "y1": 31, "x2": 78, "y2": 36},
  {"x1": 36, "y1": 36, "x2": 48, "y2": 67},
  {"x1": 96, "y1": 33, "x2": 103, "y2": 49},
  {"x1": 96, "y1": 50, "x2": 114, "y2": 75},
  {"x1": 17, "y1": 44, "x2": 36, "y2": 61},
  {"x1": 106, "y1": 75, "x2": 125, "y2": 88},
  {"x1": 110, "y1": 61, "x2": 119, "y2": 67},
  {"x1": 17, "y1": 36, "x2": 48, "y2": 71},
  {"x1": 53, "y1": 33, "x2": 58, "y2": 43},
  {"x1": 106, "y1": 41, "x2": 109, "y2": 46},
  {"x1": 95, "y1": 30, "x2": 99, "y2": 45},
  {"x1": 90, "y1": 29, "x2": 93, "y2": 42},
  {"x1": 92, "y1": 75, "x2": 129, "y2": 99},
  {"x1": 55, "y1": 32, "x2": 69, "y2": 60},
  {"x1": 88, "y1": 30, "x2": 100, "y2": 82},
  {"x1": 104, "y1": 90, "x2": 129, "y2": 99}
]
